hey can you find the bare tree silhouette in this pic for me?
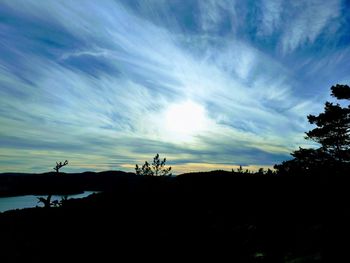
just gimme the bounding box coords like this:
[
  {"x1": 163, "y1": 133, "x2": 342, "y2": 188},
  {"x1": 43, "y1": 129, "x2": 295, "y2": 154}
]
[{"x1": 54, "y1": 160, "x2": 68, "y2": 173}]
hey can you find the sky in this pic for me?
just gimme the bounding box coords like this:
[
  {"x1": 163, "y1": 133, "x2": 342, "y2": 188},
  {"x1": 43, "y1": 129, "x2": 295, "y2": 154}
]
[{"x1": 0, "y1": 0, "x2": 350, "y2": 174}]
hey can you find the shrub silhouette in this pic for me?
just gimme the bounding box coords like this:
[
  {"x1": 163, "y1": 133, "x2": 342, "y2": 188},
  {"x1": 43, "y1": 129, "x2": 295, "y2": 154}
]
[
  {"x1": 50, "y1": 197, "x2": 67, "y2": 208},
  {"x1": 59, "y1": 195, "x2": 69, "y2": 206},
  {"x1": 233, "y1": 165, "x2": 251, "y2": 174},
  {"x1": 135, "y1": 153, "x2": 172, "y2": 176},
  {"x1": 37, "y1": 195, "x2": 53, "y2": 208}
]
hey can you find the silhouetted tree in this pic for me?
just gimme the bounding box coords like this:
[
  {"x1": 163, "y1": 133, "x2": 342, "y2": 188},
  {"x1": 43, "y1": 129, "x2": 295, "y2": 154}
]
[
  {"x1": 135, "y1": 154, "x2": 172, "y2": 176},
  {"x1": 331, "y1": 84, "x2": 350, "y2": 100},
  {"x1": 38, "y1": 160, "x2": 69, "y2": 208},
  {"x1": 275, "y1": 84, "x2": 350, "y2": 175},
  {"x1": 265, "y1": 168, "x2": 274, "y2": 176},
  {"x1": 306, "y1": 85, "x2": 350, "y2": 162},
  {"x1": 274, "y1": 147, "x2": 332, "y2": 175},
  {"x1": 54, "y1": 160, "x2": 68, "y2": 173}
]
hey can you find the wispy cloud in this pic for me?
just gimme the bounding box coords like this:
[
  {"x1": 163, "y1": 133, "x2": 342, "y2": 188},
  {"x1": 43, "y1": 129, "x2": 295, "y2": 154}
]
[
  {"x1": 258, "y1": 0, "x2": 283, "y2": 36},
  {"x1": 280, "y1": 0, "x2": 341, "y2": 53},
  {"x1": 0, "y1": 0, "x2": 348, "y2": 173}
]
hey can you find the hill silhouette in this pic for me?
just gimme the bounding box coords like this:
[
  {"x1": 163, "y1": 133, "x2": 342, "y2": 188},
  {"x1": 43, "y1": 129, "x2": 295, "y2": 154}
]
[{"x1": 0, "y1": 170, "x2": 133, "y2": 197}]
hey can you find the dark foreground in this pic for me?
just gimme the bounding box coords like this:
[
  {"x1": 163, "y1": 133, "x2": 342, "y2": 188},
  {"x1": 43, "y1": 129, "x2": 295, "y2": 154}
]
[{"x1": 0, "y1": 172, "x2": 349, "y2": 262}]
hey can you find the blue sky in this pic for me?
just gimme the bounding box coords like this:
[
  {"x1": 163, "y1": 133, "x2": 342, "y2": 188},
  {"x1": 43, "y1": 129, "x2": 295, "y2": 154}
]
[{"x1": 0, "y1": 0, "x2": 349, "y2": 173}]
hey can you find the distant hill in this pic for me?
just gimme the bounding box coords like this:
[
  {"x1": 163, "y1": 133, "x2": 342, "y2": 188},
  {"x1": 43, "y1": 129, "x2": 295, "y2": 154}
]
[
  {"x1": 0, "y1": 170, "x2": 134, "y2": 197},
  {"x1": 1, "y1": 169, "x2": 349, "y2": 197}
]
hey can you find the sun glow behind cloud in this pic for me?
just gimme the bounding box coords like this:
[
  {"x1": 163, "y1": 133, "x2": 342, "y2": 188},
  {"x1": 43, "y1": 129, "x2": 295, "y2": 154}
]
[
  {"x1": 0, "y1": 0, "x2": 349, "y2": 173},
  {"x1": 163, "y1": 101, "x2": 212, "y2": 142}
]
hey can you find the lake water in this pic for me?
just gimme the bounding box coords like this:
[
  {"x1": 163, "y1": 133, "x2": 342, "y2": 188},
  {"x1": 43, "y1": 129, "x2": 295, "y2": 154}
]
[{"x1": 0, "y1": 191, "x2": 97, "y2": 213}]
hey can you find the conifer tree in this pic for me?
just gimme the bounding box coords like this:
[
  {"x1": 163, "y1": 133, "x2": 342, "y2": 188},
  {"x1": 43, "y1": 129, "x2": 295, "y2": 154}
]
[
  {"x1": 275, "y1": 84, "x2": 350, "y2": 175},
  {"x1": 305, "y1": 84, "x2": 350, "y2": 162},
  {"x1": 135, "y1": 154, "x2": 172, "y2": 176}
]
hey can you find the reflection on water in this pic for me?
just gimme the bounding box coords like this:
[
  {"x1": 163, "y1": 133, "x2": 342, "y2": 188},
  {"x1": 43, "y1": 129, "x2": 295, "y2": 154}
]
[{"x1": 0, "y1": 191, "x2": 97, "y2": 212}]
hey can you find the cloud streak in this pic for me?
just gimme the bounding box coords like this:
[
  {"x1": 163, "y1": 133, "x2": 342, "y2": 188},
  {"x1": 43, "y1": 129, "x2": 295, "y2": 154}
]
[{"x1": 0, "y1": 0, "x2": 349, "y2": 173}]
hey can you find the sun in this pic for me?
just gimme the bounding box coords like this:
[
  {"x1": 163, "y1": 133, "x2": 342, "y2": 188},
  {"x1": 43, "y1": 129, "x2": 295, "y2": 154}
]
[{"x1": 164, "y1": 101, "x2": 209, "y2": 141}]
